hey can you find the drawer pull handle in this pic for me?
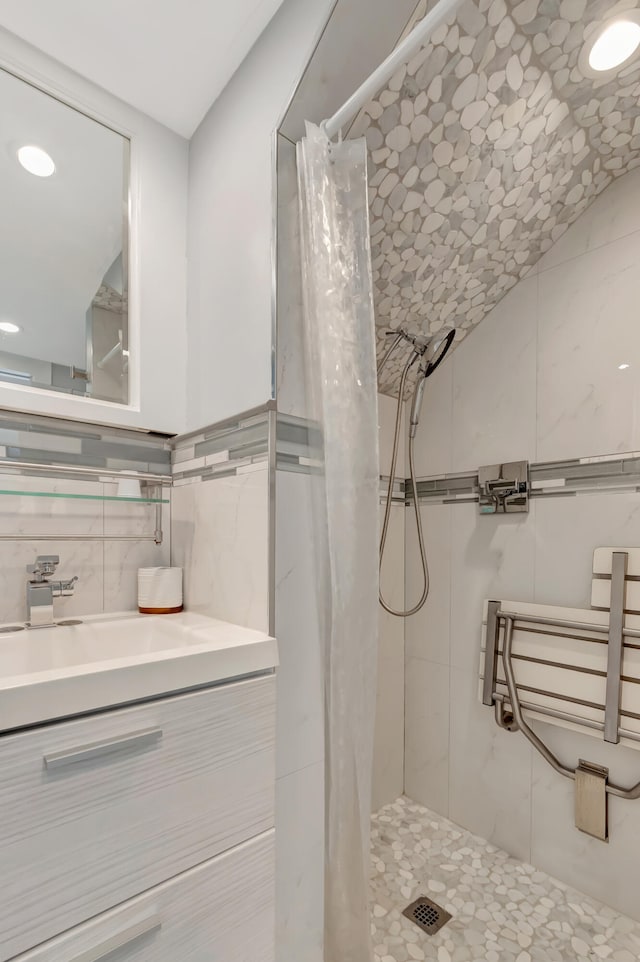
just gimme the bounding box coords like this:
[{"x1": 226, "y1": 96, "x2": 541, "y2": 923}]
[
  {"x1": 68, "y1": 914, "x2": 162, "y2": 962},
  {"x1": 43, "y1": 727, "x2": 163, "y2": 770}
]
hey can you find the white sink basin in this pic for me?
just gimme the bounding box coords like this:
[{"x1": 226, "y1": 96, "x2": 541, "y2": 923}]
[{"x1": 0, "y1": 611, "x2": 277, "y2": 731}]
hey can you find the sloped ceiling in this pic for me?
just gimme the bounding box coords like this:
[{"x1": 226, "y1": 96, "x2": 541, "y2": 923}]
[{"x1": 350, "y1": 0, "x2": 640, "y2": 395}]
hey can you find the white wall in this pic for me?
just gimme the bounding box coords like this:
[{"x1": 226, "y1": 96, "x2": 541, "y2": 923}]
[
  {"x1": 405, "y1": 167, "x2": 640, "y2": 921},
  {"x1": 186, "y1": 0, "x2": 334, "y2": 431},
  {"x1": 0, "y1": 27, "x2": 188, "y2": 434}
]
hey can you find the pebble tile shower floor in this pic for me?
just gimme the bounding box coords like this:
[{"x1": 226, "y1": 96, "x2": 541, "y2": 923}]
[{"x1": 371, "y1": 797, "x2": 640, "y2": 962}]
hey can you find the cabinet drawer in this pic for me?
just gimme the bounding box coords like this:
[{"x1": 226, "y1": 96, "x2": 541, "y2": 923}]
[
  {"x1": 14, "y1": 830, "x2": 275, "y2": 962},
  {"x1": 0, "y1": 675, "x2": 275, "y2": 962}
]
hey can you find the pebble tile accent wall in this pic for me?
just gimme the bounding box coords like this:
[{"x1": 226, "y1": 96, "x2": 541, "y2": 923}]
[{"x1": 350, "y1": 0, "x2": 640, "y2": 396}]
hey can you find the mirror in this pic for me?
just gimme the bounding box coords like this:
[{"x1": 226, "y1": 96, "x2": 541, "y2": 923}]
[{"x1": 0, "y1": 67, "x2": 130, "y2": 404}]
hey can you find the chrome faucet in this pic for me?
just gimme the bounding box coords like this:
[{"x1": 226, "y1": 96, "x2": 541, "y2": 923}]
[{"x1": 26, "y1": 555, "x2": 79, "y2": 628}]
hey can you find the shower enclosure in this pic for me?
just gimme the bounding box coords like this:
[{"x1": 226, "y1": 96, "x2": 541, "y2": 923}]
[{"x1": 277, "y1": 0, "x2": 640, "y2": 959}]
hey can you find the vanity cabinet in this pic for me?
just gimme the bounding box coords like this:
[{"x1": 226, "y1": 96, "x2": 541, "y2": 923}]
[
  {"x1": 0, "y1": 673, "x2": 276, "y2": 961},
  {"x1": 14, "y1": 833, "x2": 274, "y2": 962}
]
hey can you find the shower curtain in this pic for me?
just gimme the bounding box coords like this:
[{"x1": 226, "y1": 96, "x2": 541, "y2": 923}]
[{"x1": 297, "y1": 123, "x2": 379, "y2": 962}]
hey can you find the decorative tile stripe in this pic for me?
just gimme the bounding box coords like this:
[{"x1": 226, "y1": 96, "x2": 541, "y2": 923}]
[
  {"x1": 171, "y1": 405, "x2": 272, "y2": 484},
  {"x1": 0, "y1": 409, "x2": 171, "y2": 480},
  {"x1": 380, "y1": 475, "x2": 406, "y2": 503},
  {"x1": 411, "y1": 452, "x2": 640, "y2": 505},
  {"x1": 275, "y1": 412, "x2": 322, "y2": 473}
]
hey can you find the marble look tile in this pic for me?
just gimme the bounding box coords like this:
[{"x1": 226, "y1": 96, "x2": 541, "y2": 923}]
[
  {"x1": 375, "y1": 503, "x2": 405, "y2": 811},
  {"x1": 409, "y1": 357, "x2": 453, "y2": 478},
  {"x1": 171, "y1": 470, "x2": 269, "y2": 632},
  {"x1": 104, "y1": 539, "x2": 170, "y2": 612},
  {"x1": 0, "y1": 540, "x2": 103, "y2": 624},
  {"x1": 0, "y1": 477, "x2": 171, "y2": 622},
  {"x1": 0, "y1": 475, "x2": 103, "y2": 537},
  {"x1": 451, "y1": 275, "x2": 538, "y2": 473},
  {"x1": 379, "y1": 392, "x2": 405, "y2": 475},
  {"x1": 405, "y1": 504, "x2": 451, "y2": 667},
  {"x1": 536, "y1": 168, "x2": 640, "y2": 275},
  {"x1": 449, "y1": 666, "x2": 533, "y2": 862},
  {"x1": 103, "y1": 495, "x2": 171, "y2": 611},
  {"x1": 275, "y1": 471, "x2": 323, "y2": 780},
  {"x1": 104, "y1": 487, "x2": 170, "y2": 538},
  {"x1": 534, "y1": 493, "x2": 640, "y2": 609},
  {"x1": 371, "y1": 796, "x2": 640, "y2": 962},
  {"x1": 450, "y1": 501, "x2": 536, "y2": 673},
  {"x1": 379, "y1": 504, "x2": 405, "y2": 650},
  {"x1": 372, "y1": 649, "x2": 405, "y2": 813},
  {"x1": 276, "y1": 762, "x2": 324, "y2": 962},
  {"x1": 531, "y1": 722, "x2": 640, "y2": 922},
  {"x1": 404, "y1": 657, "x2": 450, "y2": 816},
  {"x1": 537, "y1": 230, "x2": 640, "y2": 462}
]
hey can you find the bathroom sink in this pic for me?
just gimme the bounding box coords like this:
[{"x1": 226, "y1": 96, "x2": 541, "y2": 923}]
[{"x1": 0, "y1": 611, "x2": 277, "y2": 731}]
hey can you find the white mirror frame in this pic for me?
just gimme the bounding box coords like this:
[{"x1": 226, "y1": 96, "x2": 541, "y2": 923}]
[{"x1": 0, "y1": 26, "x2": 188, "y2": 434}]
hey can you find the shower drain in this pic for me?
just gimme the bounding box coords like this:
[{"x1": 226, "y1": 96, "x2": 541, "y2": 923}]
[{"x1": 402, "y1": 896, "x2": 451, "y2": 936}]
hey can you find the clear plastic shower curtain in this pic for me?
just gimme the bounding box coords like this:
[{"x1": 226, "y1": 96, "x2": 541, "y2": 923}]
[{"x1": 297, "y1": 122, "x2": 379, "y2": 962}]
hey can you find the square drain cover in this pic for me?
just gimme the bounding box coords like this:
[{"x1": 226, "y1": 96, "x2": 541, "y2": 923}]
[{"x1": 402, "y1": 895, "x2": 451, "y2": 936}]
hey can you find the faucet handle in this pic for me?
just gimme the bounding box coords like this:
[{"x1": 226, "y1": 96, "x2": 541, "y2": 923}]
[
  {"x1": 57, "y1": 575, "x2": 79, "y2": 597},
  {"x1": 27, "y1": 555, "x2": 60, "y2": 579},
  {"x1": 36, "y1": 555, "x2": 60, "y2": 566}
]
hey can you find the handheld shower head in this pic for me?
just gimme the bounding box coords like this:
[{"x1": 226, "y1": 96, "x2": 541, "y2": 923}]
[
  {"x1": 380, "y1": 325, "x2": 456, "y2": 617},
  {"x1": 423, "y1": 326, "x2": 455, "y2": 377},
  {"x1": 408, "y1": 327, "x2": 456, "y2": 438}
]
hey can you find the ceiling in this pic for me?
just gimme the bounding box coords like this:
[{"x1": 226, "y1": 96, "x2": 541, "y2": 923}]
[
  {"x1": 0, "y1": 67, "x2": 125, "y2": 369},
  {"x1": 0, "y1": 0, "x2": 287, "y2": 137},
  {"x1": 350, "y1": 0, "x2": 640, "y2": 396}
]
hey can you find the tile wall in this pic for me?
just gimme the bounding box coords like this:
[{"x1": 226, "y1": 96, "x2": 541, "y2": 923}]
[
  {"x1": 171, "y1": 470, "x2": 270, "y2": 631},
  {"x1": 0, "y1": 414, "x2": 172, "y2": 624},
  {"x1": 0, "y1": 474, "x2": 170, "y2": 624},
  {"x1": 404, "y1": 166, "x2": 640, "y2": 921},
  {"x1": 169, "y1": 409, "x2": 272, "y2": 633}
]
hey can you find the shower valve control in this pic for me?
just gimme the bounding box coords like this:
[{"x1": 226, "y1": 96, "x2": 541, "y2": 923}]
[{"x1": 478, "y1": 461, "x2": 529, "y2": 515}]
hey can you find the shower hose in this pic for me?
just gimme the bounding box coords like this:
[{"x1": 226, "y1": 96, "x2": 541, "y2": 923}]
[{"x1": 378, "y1": 339, "x2": 430, "y2": 617}]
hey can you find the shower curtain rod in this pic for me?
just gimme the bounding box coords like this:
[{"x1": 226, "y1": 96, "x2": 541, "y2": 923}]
[{"x1": 321, "y1": 0, "x2": 465, "y2": 140}]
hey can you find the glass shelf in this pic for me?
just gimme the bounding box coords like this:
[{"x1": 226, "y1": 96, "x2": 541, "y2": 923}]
[{"x1": 0, "y1": 489, "x2": 169, "y2": 504}]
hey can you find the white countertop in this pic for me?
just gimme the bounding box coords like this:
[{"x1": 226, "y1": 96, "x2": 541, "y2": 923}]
[{"x1": 0, "y1": 611, "x2": 278, "y2": 732}]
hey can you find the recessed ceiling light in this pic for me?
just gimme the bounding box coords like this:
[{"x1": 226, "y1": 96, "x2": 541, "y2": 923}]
[
  {"x1": 0, "y1": 321, "x2": 20, "y2": 335},
  {"x1": 582, "y1": 16, "x2": 640, "y2": 76},
  {"x1": 17, "y1": 145, "x2": 55, "y2": 178},
  {"x1": 619, "y1": 363, "x2": 630, "y2": 370}
]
